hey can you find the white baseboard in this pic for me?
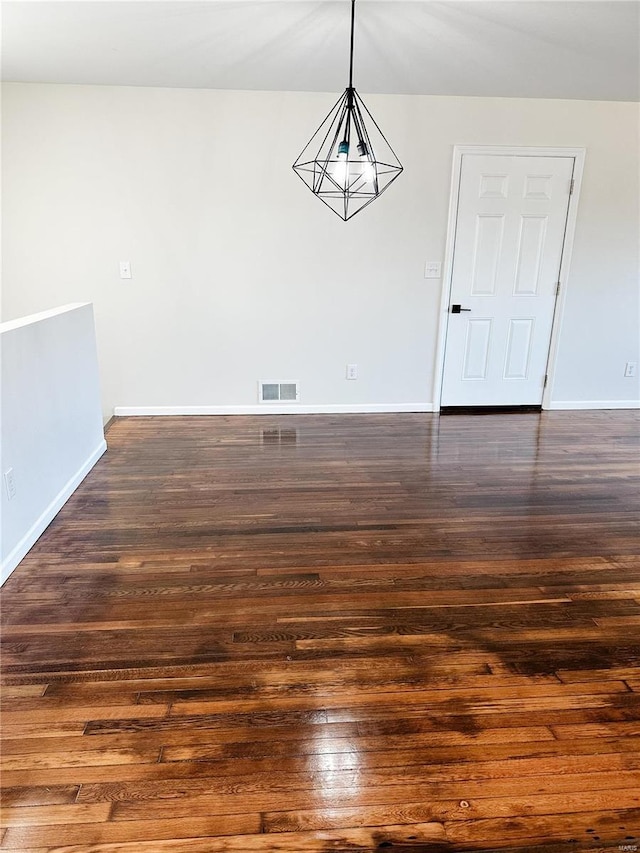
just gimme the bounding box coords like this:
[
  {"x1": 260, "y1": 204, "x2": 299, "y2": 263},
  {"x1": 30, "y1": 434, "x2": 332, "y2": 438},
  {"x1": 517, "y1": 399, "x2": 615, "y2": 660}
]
[
  {"x1": 547, "y1": 400, "x2": 640, "y2": 410},
  {"x1": 1, "y1": 440, "x2": 108, "y2": 586},
  {"x1": 114, "y1": 403, "x2": 435, "y2": 416}
]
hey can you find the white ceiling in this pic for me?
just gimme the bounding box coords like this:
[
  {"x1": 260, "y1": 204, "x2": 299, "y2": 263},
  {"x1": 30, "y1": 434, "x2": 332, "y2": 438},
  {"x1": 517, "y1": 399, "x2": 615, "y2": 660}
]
[{"x1": 2, "y1": 0, "x2": 639, "y2": 101}]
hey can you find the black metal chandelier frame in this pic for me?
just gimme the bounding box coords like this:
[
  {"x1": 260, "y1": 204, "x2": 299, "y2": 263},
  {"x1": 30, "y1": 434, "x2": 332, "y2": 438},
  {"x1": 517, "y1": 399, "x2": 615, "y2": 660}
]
[{"x1": 292, "y1": 0, "x2": 403, "y2": 221}]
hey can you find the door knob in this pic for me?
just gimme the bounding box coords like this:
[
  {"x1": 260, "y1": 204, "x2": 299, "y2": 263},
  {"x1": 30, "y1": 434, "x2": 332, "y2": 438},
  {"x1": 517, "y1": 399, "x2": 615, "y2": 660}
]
[{"x1": 450, "y1": 304, "x2": 472, "y2": 313}]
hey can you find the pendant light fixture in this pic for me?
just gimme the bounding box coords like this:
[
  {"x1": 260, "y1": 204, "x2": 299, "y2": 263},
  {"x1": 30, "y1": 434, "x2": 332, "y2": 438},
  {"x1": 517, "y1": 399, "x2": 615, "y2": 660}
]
[{"x1": 292, "y1": 0, "x2": 403, "y2": 221}]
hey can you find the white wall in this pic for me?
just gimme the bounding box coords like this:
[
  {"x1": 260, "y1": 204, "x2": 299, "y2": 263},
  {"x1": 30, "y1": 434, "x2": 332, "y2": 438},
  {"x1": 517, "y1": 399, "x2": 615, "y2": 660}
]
[
  {"x1": 1, "y1": 83, "x2": 638, "y2": 416},
  {"x1": 0, "y1": 303, "x2": 107, "y2": 583}
]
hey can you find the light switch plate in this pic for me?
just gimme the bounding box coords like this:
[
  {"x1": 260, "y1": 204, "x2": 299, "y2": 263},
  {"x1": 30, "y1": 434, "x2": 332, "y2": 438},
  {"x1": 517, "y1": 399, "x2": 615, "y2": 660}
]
[
  {"x1": 4, "y1": 468, "x2": 16, "y2": 500},
  {"x1": 424, "y1": 262, "x2": 442, "y2": 279}
]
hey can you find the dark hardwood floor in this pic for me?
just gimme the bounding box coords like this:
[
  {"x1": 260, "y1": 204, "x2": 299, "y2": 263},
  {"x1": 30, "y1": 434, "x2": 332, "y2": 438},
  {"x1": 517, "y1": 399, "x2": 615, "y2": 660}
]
[{"x1": 1, "y1": 411, "x2": 639, "y2": 852}]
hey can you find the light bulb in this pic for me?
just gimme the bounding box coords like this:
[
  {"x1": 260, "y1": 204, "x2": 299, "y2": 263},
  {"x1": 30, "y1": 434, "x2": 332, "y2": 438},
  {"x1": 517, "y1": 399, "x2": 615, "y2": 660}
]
[
  {"x1": 356, "y1": 141, "x2": 375, "y2": 184},
  {"x1": 329, "y1": 140, "x2": 350, "y2": 187},
  {"x1": 360, "y1": 159, "x2": 376, "y2": 183},
  {"x1": 331, "y1": 157, "x2": 349, "y2": 186}
]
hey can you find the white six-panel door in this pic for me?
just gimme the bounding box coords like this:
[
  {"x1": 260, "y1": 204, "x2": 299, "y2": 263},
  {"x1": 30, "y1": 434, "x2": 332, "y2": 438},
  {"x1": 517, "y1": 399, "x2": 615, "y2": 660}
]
[{"x1": 441, "y1": 154, "x2": 574, "y2": 406}]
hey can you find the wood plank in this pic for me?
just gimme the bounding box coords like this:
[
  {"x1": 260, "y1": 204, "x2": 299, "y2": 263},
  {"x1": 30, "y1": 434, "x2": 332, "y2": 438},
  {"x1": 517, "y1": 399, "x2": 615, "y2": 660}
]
[
  {"x1": 0, "y1": 704, "x2": 169, "y2": 725},
  {"x1": 443, "y1": 808, "x2": 640, "y2": 847},
  {"x1": 0, "y1": 685, "x2": 47, "y2": 699},
  {"x1": 0, "y1": 723, "x2": 555, "y2": 757},
  {"x1": 552, "y1": 721, "x2": 640, "y2": 739},
  {"x1": 263, "y1": 784, "x2": 640, "y2": 831},
  {"x1": 0, "y1": 786, "x2": 80, "y2": 807},
  {"x1": 0, "y1": 747, "x2": 161, "y2": 772},
  {"x1": 556, "y1": 666, "x2": 640, "y2": 683},
  {"x1": 0, "y1": 803, "x2": 111, "y2": 827},
  {"x1": 0, "y1": 813, "x2": 262, "y2": 848},
  {"x1": 0, "y1": 721, "x2": 87, "y2": 739},
  {"x1": 159, "y1": 725, "x2": 558, "y2": 763},
  {"x1": 165, "y1": 679, "x2": 629, "y2": 718}
]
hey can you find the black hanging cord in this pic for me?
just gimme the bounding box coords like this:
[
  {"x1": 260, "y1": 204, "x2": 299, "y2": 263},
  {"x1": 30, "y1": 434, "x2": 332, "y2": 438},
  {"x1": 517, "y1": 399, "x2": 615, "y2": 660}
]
[{"x1": 348, "y1": 0, "x2": 356, "y2": 91}]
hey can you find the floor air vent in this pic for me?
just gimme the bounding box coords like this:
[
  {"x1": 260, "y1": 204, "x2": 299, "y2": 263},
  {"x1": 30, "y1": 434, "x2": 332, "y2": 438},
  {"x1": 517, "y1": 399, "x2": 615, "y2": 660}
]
[{"x1": 259, "y1": 381, "x2": 300, "y2": 403}]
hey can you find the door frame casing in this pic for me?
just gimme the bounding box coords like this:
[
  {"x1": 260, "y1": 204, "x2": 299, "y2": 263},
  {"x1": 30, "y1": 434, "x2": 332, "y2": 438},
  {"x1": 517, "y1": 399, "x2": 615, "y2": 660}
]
[{"x1": 432, "y1": 145, "x2": 586, "y2": 412}]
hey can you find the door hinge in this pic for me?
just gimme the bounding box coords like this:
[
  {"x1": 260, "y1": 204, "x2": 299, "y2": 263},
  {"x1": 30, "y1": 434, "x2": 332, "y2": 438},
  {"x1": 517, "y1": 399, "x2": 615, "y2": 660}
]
[
  {"x1": 555, "y1": 281, "x2": 561, "y2": 296},
  {"x1": 569, "y1": 178, "x2": 575, "y2": 195},
  {"x1": 543, "y1": 374, "x2": 548, "y2": 388}
]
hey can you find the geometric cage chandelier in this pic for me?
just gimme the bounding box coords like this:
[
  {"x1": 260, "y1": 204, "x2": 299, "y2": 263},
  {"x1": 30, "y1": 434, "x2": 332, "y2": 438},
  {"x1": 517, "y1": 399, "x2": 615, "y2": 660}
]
[{"x1": 292, "y1": 0, "x2": 403, "y2": 221}]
